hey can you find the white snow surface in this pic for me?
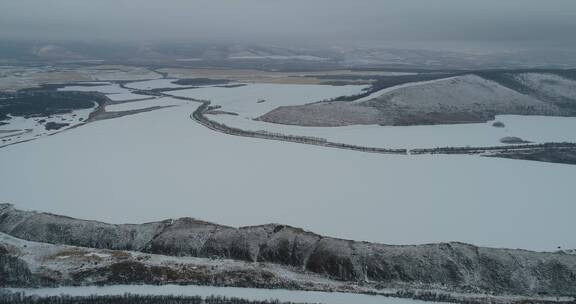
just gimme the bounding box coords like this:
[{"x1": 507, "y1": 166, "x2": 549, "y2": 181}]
[
  {"x1": 169, "y1": 83, "x2": 370, "y2": 117},
  {"x1": 0, "y1": 107, "x2": 95, "y2": 148},
  {"x1": 167, "y1": 81, "x2": 576, "y2": 148},
  {"x1": 365, "y1": 75, "x2": 548, "y2": 111},
  {"x1": 59, "y1": 83, "x2": 144, "y2": 102},
  {"x1": 1, "y1": 103, "x2": 575, "y2": 252},
  {"x1": 84, "y1": 253, "x2": 111, "y2": 258},
  {"x1": 352, "y1": 76, "x2": 458, "y2": 103},
  {"x1": 210, "y1": 114, "x2": 576, "y2": 149},
  {"x1": 124, "y1": 79, "x2": 190, "y2": 90},
  {"x1": 105, "y1": 97, "x2": 187, "y2": 112},
  {"x1": 9, "y1": 285, "x2": 441, "y2": 304}
]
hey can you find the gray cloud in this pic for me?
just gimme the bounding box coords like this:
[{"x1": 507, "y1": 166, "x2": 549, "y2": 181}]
[{"x1": 1, "y1": 0, "x2": 575, "y2": 48}]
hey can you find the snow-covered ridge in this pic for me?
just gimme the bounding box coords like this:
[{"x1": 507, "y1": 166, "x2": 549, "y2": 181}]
[
  {"x1": 513, "y1": 72, "x2": 576, "y2": 101},
  {"x1": 351, "y1": 76, "x2": 459, "y2": 103},
  {"x1": 2, "y1": 205, "x2": 576, "y2": 299}
]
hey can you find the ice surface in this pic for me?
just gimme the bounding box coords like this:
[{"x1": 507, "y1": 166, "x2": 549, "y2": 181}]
[{"x1": 352, "y1": 76, "x2": 458, "y2": 103}]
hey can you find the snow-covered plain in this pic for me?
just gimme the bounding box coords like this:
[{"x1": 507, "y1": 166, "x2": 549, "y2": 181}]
[
  {"x1": 0, "y1": 106, "x2": 95, "y2": 148},
  {"x1": 9, "y1": 285, "x2": 440, "y2": 304},
  {"x1": 169, "y1": 83, "x2": 370, "y2": 117},
  {"x1": 352, "y1": 76, "x2": 458, "y2": 103},
  {"x1": 1, "y1": 102, "x2": 575, "y2": 252},
  {"x1": 105, "y1": 97, "x2": 187, "y2": 112},
  {"x1": 59, "y1": 83, "x2": 144, "y2": 102},
  {"x1": 0, "y1": 66, "x2": 162, "y2": 91}
]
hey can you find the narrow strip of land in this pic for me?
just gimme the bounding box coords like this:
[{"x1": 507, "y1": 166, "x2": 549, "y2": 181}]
[{"x1": 160, "y1": 89, "x2": 576, "y2": 158}]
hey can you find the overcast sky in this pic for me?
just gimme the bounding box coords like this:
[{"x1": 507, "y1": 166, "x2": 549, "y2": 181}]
[{"x1": 1, "y1": 0, "x2": 576, "y2": 48}]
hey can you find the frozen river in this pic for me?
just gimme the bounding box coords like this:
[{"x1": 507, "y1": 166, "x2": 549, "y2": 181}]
[
  {"x1": 0, "y1": 100, "x2": 575, "y2": 251},
  {"x1": 1, "y1": 82, "x2": 576, "y2": 252}
]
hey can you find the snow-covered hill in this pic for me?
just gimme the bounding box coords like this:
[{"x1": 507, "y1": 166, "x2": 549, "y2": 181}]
[
  {"x1": 2, "y1": 204, "x2": 576, "y2": 299},
  {"x1": 259, "y1": 72, "x2": 576, "y2": 127}
]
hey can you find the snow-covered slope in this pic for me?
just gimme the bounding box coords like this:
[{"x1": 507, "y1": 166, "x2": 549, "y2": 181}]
[
  {"x1": 369, "y1": 75, "x2": 553, "y2": 113},
  {"x1": 258, "y1": 73, "x2": 575, "y2": 127},
  {"x1": 513, "y1": 73, "x2": 576, "y2": 101},
  {"x1": 2, "y1": 206, "x2": 576, "y2": 298}
]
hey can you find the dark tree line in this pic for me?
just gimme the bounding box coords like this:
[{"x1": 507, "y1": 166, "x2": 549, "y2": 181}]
[
  {"x1": 0, "y1": 292, "x2": 301, "y2": 304},
  {"x1": 0, "y1": 253, "x2": 37, "y2": 287},
  {"x1": 0, "y1": 91, "x2": 104, "y2": 121}
]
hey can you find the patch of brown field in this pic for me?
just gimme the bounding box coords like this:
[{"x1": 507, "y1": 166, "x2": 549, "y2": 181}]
[
  {"x1": 0, "y1": 242, "x2": 20, "y2": 255},
  {"x1": 157, "y1": 68, "x2": 378, "y2": 85},
  {"x1": 49, "y1": 248, "x2": 89, "y2": 259},
  {"x1": 0, "y1": 65, "x2": 161, "y2": 91},
  {"x1": 0, "y1": 66, "x2": 384, "y2": 91},
  {"x1": 111, "y1": 251, "x2": 131, "y2": 260}
]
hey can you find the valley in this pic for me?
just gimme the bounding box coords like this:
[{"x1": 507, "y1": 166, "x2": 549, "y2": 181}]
[{"x1": 1, "y1": 64, "x2": 576, "y2": 303}]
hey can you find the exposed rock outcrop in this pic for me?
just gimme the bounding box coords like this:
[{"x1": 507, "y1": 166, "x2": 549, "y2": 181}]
[{"x1": 1, "y1": 203, "x2": 575, "y2": 297}]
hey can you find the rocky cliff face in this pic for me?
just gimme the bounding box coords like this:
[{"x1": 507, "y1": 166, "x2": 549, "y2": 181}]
[{"x1": 1, "y1": 203, "x2": 575, "y2": 297}]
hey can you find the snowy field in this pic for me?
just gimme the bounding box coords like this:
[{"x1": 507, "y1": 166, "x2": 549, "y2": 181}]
[
  {"x1": 105, "y1": 97, "x2": 188, "y2": 112},
  {"x1": 0, "y1": 102, "x2": 575, "y2": 252},
  {"x1": 0, "y1": 65, "x2": 162, "y2": 91},
  {"x1": 169, "y1": 83, "x2": 370, "y2": 117},
  {"x1": 211, "y1": 114, "x2": 576, "y2": 149},
  {"x1": 9, "y1": 285, "x2": 441, "y2": 304},
  {"x1": 59, "y1": 83, "x2": 145, "y2": 102},
  {"x1": 352, "y1": 76, "x2": 457, "y2": 103},
  {"x1": 0, "y1": 106, "x2": 95, "y2": 148}
]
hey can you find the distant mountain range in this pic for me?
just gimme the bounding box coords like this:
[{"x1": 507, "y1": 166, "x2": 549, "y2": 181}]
[{"x1": 2, "y1": 40, "x2": 576, "y2": 70}]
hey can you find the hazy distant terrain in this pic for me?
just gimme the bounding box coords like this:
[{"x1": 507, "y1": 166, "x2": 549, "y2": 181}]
[{"x1": 3, "y1": 40, "x2": 576, "y2": 70}]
